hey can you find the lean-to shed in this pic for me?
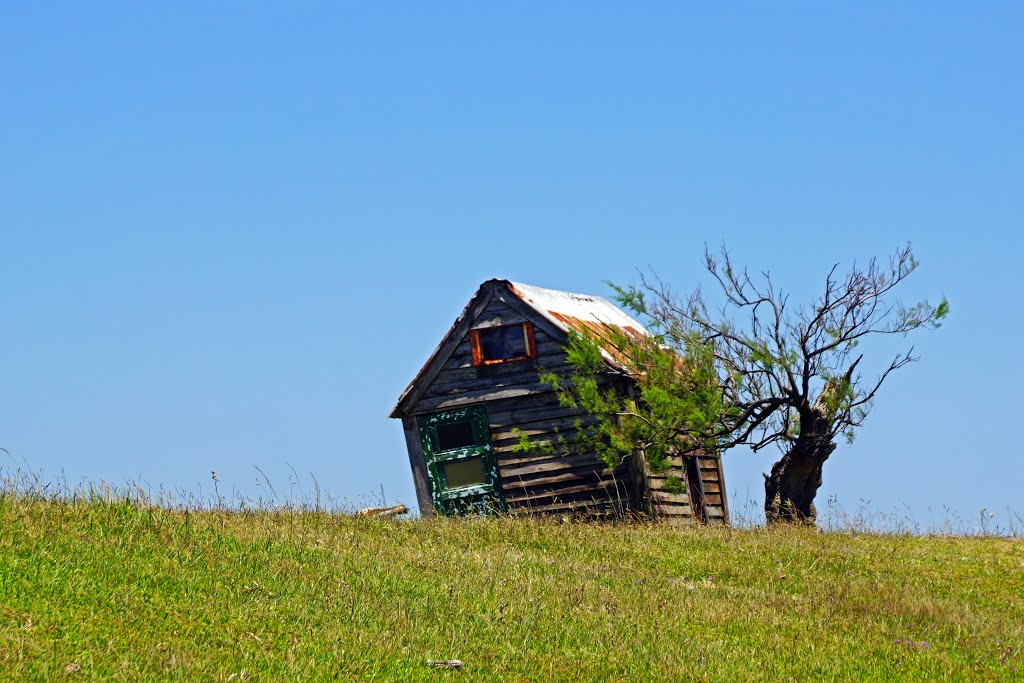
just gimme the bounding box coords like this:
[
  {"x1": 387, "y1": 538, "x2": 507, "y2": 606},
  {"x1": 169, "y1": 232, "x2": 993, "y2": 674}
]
[{"x1": 389, "y1": 279, "x2": 728, "y2": 524}]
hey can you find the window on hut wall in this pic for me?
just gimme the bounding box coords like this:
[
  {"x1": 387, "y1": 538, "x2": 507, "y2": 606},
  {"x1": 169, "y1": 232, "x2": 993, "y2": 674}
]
[
  {"x1": 470, "y1": 322, "x2": 536, "y2": 366},
  {"x1": 435, "y1": 420, "x2": 476, "y2": 452},
  {"x1": 434, "y1": 419, "x2": 485, "y2": 488},
  {"x1": 417, "y1": 406, "x2": 505, "y2": 515},
  {"x1": 440, "y1": 457, "x2": 485, "y2": 488}
]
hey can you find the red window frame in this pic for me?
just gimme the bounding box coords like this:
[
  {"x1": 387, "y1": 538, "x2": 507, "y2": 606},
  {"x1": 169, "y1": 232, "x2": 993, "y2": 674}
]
[{"x1": 470, "y1": 322, "x2": 537, "y2": 367}]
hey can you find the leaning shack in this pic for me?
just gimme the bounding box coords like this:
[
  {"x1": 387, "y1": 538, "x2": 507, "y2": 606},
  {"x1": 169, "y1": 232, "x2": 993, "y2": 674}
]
[{"x1": 389, "y1": 279, "x2": 728, "y2": 524}]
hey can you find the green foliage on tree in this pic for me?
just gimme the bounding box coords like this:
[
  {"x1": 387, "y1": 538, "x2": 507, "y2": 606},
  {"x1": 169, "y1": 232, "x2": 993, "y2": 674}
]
[{"x1": 541, "y1": 327, "x2": 724, "y2": 479}]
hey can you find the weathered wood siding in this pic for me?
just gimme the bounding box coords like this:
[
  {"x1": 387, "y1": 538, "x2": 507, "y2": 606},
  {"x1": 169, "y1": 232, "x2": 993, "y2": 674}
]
[
  {"x1": 639, "y1": 454, "x2": 692, "y2": 524},
  {"x1": 412, "y1": 298, "x2": 564, "y2": 413},
  {"x1": 488, "y1": 395, "x2": 630, "y2": 518},
  {"x1": 632, "y1": 453, "x2": 729, "y2": 525},
  {"x1": 696, "y1": 454, "x2": 728, "y2": 524},
  {"x1": 401, "y1": 416, "x2": 434, "y2": 517},
  {"x1": 408, "y1": 295, "x2": 629, "y2": 517}
]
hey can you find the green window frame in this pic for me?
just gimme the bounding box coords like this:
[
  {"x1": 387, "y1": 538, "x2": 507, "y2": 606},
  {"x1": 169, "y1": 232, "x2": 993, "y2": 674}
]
[{"x1": 417, "y1": 406, "x2": 505, "y2": 515}]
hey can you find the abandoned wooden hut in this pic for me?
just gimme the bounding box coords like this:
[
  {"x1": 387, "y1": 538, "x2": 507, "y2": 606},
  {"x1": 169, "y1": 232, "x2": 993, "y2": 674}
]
[{"x1": 389, "y1": 279, "x2": 728, "y2": 524}]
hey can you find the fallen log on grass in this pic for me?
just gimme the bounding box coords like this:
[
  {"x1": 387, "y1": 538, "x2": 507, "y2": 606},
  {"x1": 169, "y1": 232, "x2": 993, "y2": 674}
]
[{"x1": 356, "y1": 504, "x2": 409, "y2": 519}]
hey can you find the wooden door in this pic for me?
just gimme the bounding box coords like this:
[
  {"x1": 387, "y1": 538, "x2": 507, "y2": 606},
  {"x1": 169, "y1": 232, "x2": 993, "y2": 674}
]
[{"x1": 416, "y1": 406, "x2": 505, "y2": 516}]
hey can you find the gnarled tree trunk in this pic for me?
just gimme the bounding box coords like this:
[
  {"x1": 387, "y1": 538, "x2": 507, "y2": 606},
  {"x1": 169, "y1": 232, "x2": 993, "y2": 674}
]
[
  {"x1": 763, "y1": 431, "x2": 835, "y2": 524},
  {"x1": 764, "y1": 386, "x2": 842, "y2": 525}
]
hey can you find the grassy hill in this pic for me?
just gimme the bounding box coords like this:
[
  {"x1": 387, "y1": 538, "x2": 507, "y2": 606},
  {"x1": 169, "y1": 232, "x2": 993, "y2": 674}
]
[{"x1": 1, "y1": 494, "x2": 1021, "y2": 681}]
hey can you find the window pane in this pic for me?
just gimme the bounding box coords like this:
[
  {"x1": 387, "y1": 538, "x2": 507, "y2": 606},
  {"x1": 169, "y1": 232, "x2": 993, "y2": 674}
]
[
  {"x1": 442, "y1": 457, "x2": 485, "y2": 489},
  {"x1": 478, "y1": 324, "x2": 528, "y2": 362},
  {"x1": 436, "y1": 421, "x2": 476, "y2": 451}
]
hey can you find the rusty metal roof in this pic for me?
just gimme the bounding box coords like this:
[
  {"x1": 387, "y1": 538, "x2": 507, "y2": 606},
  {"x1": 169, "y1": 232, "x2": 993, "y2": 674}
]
[
  {"x1": 507, "y1": 281, "x2": 648, "y2": 366},
  {"x1": 512, "y1": 280, "x2": 647, "y2": 335}
]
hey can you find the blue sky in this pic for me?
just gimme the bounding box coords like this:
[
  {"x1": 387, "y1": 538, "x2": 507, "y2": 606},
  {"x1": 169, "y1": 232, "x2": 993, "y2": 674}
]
[{"x1": 2, "y1": 3, "x2": 1021, "y2": 525}]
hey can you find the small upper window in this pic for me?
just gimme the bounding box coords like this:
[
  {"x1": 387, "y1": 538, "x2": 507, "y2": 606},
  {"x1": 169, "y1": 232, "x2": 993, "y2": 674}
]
[
  {"x1": 470, "y1": 322, "x2": 536, "y2": 366},
  {"x1": 435, "y1": 420, "x2": 477, "y2": 451}
]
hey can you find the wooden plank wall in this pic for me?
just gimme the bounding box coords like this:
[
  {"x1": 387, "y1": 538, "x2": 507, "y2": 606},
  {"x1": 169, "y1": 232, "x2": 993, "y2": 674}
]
[
  {"x1": 642, "y1": 454, "x2": 693, "y2": 524},
  {"x1": 488, "y1": 396, "x2": 631, "y2": 518},
  {"x1": 697, "y1": 455, "x2": 728, "y2": 523},
  {"x1": 409, "y1": 297, "x2": 630, "y2": 518},
  {"x1": 411, "y1": 298, "x2": 565, "y2": 413},
  {"x1": 401, "y1": 416, "x2": 434, "y2": 517},
  {"x1": 641, "y1": 454, "x2": 728, "y2": 525}
]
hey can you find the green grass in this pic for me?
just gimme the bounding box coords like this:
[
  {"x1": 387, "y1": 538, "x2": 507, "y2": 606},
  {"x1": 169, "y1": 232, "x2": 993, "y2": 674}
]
[{"x1": 1, "y1": 494, "x2": 1021, "y2": 681}]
